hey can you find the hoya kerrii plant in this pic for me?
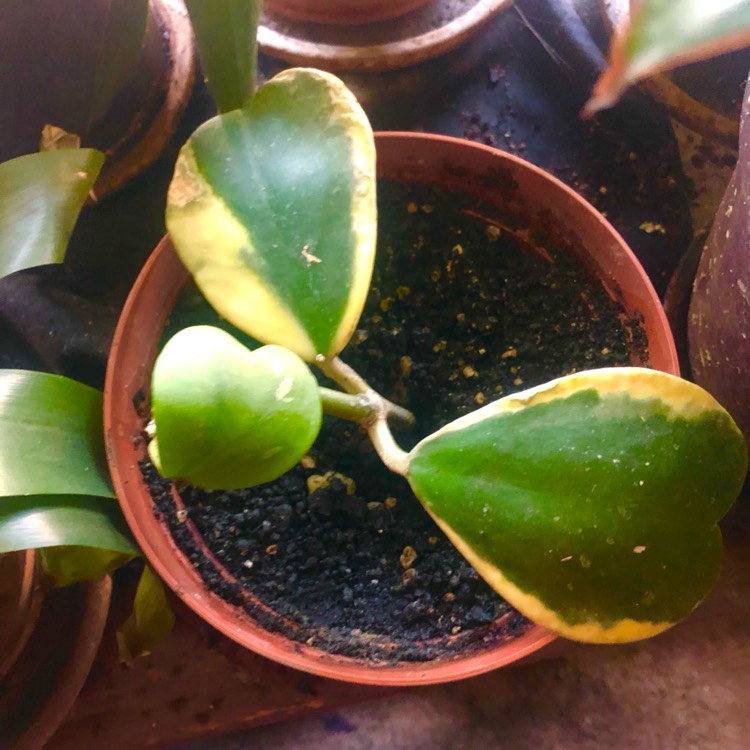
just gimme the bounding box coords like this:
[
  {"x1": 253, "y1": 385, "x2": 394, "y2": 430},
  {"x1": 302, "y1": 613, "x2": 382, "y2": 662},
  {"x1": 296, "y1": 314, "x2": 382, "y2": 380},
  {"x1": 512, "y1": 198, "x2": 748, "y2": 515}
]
[
  {"x1": 143, "y1": 61, "x2": 749, "y2": 645},
  {"x1": 0, "y1": 147, "x2": 172, "y2": 656}
]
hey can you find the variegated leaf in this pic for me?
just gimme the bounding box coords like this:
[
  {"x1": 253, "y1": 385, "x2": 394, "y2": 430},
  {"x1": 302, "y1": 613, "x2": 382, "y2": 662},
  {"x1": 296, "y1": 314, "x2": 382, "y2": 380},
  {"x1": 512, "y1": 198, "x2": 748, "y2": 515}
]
[
  {"x1": 166, "y1": 68, "x2": 376, "y2": 361},
  {"x1": 407, "y1": 368, "x2": 747, "y2": 643}
]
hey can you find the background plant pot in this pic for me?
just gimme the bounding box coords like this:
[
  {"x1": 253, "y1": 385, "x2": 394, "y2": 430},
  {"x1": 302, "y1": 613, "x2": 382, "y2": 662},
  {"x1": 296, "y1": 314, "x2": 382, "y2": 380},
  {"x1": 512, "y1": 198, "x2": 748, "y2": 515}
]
[
  {"x1": 0, "y1": 576, "x2": 111, "y2": 750},
  {"x1": 0, "y1": 0, "x2": 195, "y2": 198},
  {"x1": 0, "y1": 551, "x2": 43, "y2": 682},
  {"x1": 264, "y1": 0, "x2": 435, "y2": 25},
  {"x1": 105, "y1": 133, "x2": 678, "y2": 686},
  {"x1": 258, "y1": 0, "x2": 513, "y2": 74}
]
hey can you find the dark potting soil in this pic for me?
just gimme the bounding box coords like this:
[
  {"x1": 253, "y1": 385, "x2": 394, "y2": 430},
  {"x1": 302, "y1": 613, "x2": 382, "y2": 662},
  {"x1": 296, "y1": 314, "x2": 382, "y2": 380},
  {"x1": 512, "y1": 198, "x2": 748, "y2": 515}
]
[{"x1": 142, "y1": 179, "x2": 646, "y2": 663}]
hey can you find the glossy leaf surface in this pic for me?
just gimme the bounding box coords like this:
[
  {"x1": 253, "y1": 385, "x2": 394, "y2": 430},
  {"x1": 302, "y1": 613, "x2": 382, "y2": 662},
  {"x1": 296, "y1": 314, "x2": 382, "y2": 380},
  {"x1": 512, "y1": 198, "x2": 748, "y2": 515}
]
[
  {"x1": 184, "y1": 0, "x2": 261, "y2": 113},
  {"x1": 408, "y1": 368, "x2": 747, "y2": 643},
  {"x1": 117, "y1": 564, "x2": 175, "y2": 661},
  {"x1": 150, "y1": 326, "x2": 322, "y2": 490},
  {"x1": 0, "y1": 370, "x2": 113, "y2": 498},
  {"x1": 0, "y1": 495, "x2": 135, "y2": 558},
  {"x1": 587, "y1": 0, "x2": 750, "y2": 113},
  {"x1": 0, "y1": 150, "x2": 104, "y2": 278},
  {"x1": 166, "y1": 68, "x2": 376, "y2": 361}
]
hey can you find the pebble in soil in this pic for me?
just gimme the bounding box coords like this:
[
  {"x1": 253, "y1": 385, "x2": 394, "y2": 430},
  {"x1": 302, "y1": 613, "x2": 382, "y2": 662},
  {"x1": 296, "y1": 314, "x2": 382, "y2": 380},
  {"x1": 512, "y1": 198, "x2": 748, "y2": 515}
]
[{"x1": 145, "y1": 178, "x2": 644, "y2": 662}]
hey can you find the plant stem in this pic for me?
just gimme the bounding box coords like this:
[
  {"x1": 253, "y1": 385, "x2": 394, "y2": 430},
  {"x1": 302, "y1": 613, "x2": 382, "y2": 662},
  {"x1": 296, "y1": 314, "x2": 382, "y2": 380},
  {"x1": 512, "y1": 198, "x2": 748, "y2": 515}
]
[
  {"x1": 319, "y1": 388, "x2": 380, "y2": 422},
  {"x1": 315, "y1": 355, "x2": 415, "y2": 428},
  {"x1": 315, "y1": 355, "x2": 412, "y2": 476},
  {"x1": 366, "y1": 416, "x2": 410, "y2": 476}
]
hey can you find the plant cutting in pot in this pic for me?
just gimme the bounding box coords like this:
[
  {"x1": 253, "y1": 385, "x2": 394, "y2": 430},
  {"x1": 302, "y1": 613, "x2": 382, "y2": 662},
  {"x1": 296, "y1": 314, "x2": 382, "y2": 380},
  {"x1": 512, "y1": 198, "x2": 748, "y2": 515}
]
[{"x1": 106, "y1": 41, "x2": 747, "y2": 683}]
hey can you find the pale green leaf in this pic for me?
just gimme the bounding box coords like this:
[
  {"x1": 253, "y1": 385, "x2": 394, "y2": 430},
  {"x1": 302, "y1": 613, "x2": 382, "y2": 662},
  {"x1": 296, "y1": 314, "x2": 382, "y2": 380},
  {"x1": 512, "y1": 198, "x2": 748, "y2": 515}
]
[
  {"x1": 117, "y1": 565, "x2": 174, "y2": 661},
  {"x1": 151, "y1": 326, "x2": 322, "y2": 490},
  {"x1": 0, "y1": 150, "x2": 104, "y2": 278},
  {"x1": 39, "y1": 545, "x2": 134, "y2": 588}
]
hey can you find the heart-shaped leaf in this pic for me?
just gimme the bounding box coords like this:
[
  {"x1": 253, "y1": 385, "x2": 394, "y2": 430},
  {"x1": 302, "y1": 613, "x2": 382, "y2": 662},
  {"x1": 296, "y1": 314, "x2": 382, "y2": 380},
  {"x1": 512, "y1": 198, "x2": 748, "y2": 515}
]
[
  {"x1": 150, "y1": 326, "x2": 322, "y2": 490},
  {"x1": 166, "y1": 67, "x2": 376, "y2": 361},
  {"x1": 407, "y1": 368, "x2": 747, "y2": 643}
]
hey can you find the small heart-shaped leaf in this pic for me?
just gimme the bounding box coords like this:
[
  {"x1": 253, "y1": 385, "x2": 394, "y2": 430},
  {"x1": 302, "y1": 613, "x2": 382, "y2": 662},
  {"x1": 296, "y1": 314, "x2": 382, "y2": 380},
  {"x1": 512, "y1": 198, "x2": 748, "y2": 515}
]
[
  {"x1": 166, "y1": 67, "x2": 376, "y2": 361},
  {"x1": 150, "y1": 326, "x2": 322, "y2": 490},
  {"x1": 407, "y1": 368, "x2": 747, "y2": 643}
]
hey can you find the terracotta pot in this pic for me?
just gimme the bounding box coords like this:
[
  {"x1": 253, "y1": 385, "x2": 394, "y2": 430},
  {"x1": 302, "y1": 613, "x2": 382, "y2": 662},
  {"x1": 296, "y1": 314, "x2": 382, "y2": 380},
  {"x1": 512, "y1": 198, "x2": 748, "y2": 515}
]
[
  {"x1": 0, "y1": 0, "x2": 195, "y2": 198},
  {"x1": 93, "y1": 0, "x2": 196, "y2": 197},
  {"x1": 257, "y1": 0, "x2": 513, "y2": 75},
  {"x1": 105, "y1": 133, "x2": 678, "y2": 686},
  {"x1": 0, "y1": 576, "x2": 112, "y2": 750},
  {"x1": 0, "y1": 551, "x2": 43, "y2": 682},
  {"x1": 264, "y1": 0, "x2": 435, "y2": 25}
]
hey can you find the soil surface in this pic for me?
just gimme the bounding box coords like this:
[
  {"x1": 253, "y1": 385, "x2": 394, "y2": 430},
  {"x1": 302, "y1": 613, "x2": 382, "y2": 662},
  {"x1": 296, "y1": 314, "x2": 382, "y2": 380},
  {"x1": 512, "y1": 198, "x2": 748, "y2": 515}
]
[{"x1": 144, "y1": 179, "x2": 645, "y2": 663}]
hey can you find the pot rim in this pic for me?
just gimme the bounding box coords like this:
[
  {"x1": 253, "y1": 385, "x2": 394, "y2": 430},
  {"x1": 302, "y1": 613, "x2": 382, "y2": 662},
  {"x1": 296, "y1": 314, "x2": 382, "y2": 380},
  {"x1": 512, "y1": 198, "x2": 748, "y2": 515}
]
[
  {"x1": 105, "y1": 132, "x2": 678, "y2": 686},
  {"x1": 263, "y1": 0, "x2": 435, "y2": 26}
]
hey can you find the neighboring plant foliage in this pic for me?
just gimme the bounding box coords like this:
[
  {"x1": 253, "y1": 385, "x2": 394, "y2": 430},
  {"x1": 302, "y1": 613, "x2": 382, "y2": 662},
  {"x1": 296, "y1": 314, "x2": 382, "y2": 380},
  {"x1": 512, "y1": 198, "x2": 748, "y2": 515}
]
[
  {"x1": 0, "y1": 149, "x2": 103, "y2": 278},
  {"x1": 184, "y1": 0, "x2": 262, "y2": 113},
  {"x1": 152, "y1": 68, "x2": 748, "y2": 644},
  {"x1": 0, "y1": 149, "x2": 172, "y2": 652},
  {"x1": 587, "y1": 0, "x2": 750, "y2": 114}
]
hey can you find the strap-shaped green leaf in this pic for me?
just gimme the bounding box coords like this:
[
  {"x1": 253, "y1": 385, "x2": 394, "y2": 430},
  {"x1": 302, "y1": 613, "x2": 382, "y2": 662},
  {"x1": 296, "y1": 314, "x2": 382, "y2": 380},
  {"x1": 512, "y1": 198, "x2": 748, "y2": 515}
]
[
  {"x1": 166, "y1": 67, "x2": 376, "y2": 361},
  {"x1": 0, "y1": 150, "x2": 104, "y2": 279},
  {"x1": 407, "y1": 368, "x2": 747, "y2": 643},
  {"x1": 0, "y1": 495, "x2": 135, "y2": 557},
  {"x1": 184, "y1": 0, "x2": 262, "y2": 113},
  {"x1": 0, "y1": 370, "x2": 114, "y2": 499}
]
